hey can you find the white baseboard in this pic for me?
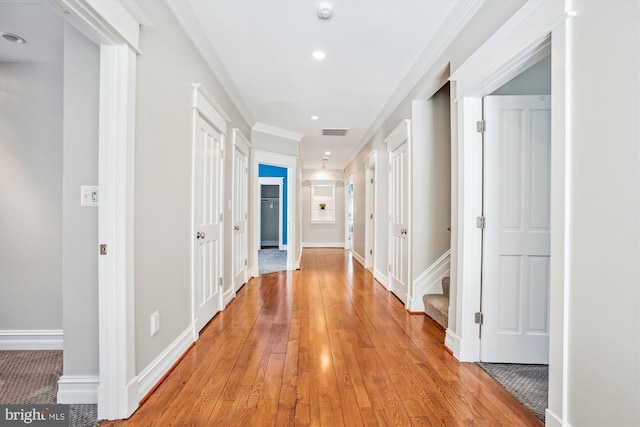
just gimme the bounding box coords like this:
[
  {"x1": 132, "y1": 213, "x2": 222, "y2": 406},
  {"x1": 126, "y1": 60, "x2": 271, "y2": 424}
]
[
  {"x1": 544, "y1": 409, "x2": 565, "y2": 427},
  {"x1": 57, "y1": 375, "x2": 99, "y2": 404},
  {"x1": 373, "y1": 269, "x2": 389, "y2": 289},
  {"x1": 445, "y1": 328, "x2": 460, "y2": 358},
  {"x1": 409, "y1": 250, "x2": 450, "y2": 312},
  {"x1": 0, "y1": 330, "x2": 63, "y2": 350},
  {"x1": 136, "y1": 326, "x2": 195, "y2": 402},
  {"x1": 302, "y1": 242, "x2": 345, "y2": 248},
  {"x1": 248, "y1": 266, "x2": 259, "y2": 278},
  {"x1": 294, "y1": 249, "x2": 301, "y2": 270},
  {"x1": 223, "y1": 286, "x2": 235, "y2": 308},
  {"x1": 351, "y1": 251, "x2": 365, "y2": 267}
]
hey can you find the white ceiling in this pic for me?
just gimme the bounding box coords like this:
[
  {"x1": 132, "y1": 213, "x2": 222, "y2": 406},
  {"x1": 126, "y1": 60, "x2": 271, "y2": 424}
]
[
  {"x1": 172, "y1": 0, "x2": 463, "y2": 169},
  {"x1": 1, "y1": 0, "x2": 467, "y2": 170},
  {"x1": 0, "y1": 1, "x2": 63, "y2": 63}
]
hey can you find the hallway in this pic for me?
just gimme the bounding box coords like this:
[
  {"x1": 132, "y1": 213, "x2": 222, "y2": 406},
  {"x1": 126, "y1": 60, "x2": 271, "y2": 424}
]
[{"x1": 102, "y1": 248, "x2": 541, "y2": 426}]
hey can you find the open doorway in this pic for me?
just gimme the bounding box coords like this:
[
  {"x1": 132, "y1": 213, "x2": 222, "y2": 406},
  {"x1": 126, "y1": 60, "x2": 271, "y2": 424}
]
[
  {"x1": 477, "y1": 55, "x2": 551, "y2": 422},
  {"x1": 258, "y1": 165, "x2": 287, "y2": 274}
]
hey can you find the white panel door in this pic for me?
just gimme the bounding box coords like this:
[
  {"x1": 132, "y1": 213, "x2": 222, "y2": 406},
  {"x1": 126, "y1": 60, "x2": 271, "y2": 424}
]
[
  {"x1": 481, "y1": 95, "x2": 551, "y2": 363},
  {"x1": 232, "y1": 133, "x2": 249, "y2": 292},
  {"x1": 193, "y1": 115, "x2": 223, "y2": 334},
  {"x1": 389, "y1": 142, "x2": 409, "y2": 304}
]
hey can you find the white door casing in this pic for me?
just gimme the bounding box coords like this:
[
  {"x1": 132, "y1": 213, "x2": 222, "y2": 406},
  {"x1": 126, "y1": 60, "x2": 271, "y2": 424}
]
[
  {"x1": 232, "y1": 130, "x2": 250, "y2": 292},
  {"x1": 480, "y1": 95, "x2": 551, "y2": 363},
  {"x1": 386, "y1": 120, "x2": 411, "y2": 305},
  {"x1": 193, "y1": 114, "x2": 224, "y2": 334}
]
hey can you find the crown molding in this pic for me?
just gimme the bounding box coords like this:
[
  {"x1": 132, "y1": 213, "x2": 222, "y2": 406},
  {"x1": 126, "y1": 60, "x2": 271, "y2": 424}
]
[
  {"x1": 345, "y1": 0, "x2": 486, "y2": 167},
  {"x1": 121, "y1": 0, "x2": 152, "y2": 27},
  {"x1": 165, "y1": 0, "x2": 255, "y2": 128},
  {"x1": 253, "y1": 122, "x2": 303, "y2": 142}
]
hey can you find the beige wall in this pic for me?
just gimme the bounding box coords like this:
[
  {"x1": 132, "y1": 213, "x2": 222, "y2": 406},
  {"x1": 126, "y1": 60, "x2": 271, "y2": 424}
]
[{"x1": 133, "y1": 0, "x2": 250, "y2": 372}]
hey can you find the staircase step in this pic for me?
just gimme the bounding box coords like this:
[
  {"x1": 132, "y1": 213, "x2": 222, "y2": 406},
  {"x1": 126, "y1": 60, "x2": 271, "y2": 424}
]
[{"x1": 423, "y1": 276, "x2": 450, "y2": 329}]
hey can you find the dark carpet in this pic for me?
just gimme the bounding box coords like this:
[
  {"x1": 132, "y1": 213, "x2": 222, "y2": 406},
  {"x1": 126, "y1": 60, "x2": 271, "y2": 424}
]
[
  {"x1": 0, "y1": 350, "x2": 99, "y2": 426},
  {"x1": 477, "y1": 362, "x2": 548, "y2": 422}
]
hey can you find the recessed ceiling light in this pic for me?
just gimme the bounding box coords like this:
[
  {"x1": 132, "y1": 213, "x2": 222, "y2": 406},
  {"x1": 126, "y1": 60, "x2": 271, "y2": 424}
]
[
  {"x1": 312, "y1": 50, "x2": 326, "y2": 60},
  {"x1": 325, "y1": 151, "x2": 331, "y2": 155},
  {"x1": 311, "y1": 115, "x2": 319, "y2": 120},
  {"x1": 2, "y1": 33, "x2": 27, "y2": 44}
]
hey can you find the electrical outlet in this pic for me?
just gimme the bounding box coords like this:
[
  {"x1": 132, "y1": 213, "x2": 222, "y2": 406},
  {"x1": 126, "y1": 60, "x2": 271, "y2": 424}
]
[{"x1": 150, "y1": 311, "x2": 160, "y2": 336}]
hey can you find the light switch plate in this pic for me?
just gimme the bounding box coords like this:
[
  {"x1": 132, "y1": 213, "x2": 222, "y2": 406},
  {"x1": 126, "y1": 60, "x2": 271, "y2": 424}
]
[{"x1": 81, "y1": 185, "x2": 98, "y2": 207}]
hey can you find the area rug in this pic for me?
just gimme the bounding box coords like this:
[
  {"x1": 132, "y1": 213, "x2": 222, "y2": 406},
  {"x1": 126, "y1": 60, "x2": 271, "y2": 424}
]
[
  {"x1": 258, "y1": 248, "x2": 287, "y2": 275},
  {"x1": 477, "y1": 362, "x2": 548, "y2": 422},
  {"x1": 0, "y1": 350, "x2": 99, "y2": 426}
]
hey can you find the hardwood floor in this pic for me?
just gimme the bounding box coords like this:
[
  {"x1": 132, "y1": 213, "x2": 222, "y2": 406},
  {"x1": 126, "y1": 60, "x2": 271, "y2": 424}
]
[{"x1": 102, "y1": 248, "x2": 542, "y2": 426}]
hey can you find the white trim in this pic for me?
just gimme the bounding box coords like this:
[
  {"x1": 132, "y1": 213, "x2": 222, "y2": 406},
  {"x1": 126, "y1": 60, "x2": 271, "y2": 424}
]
[
  {"x1": 302, "y1": 242, "x2": 345, "y2": 248},
  {"x1": 223, "y1": 287, "x2": 235, "y2": 307},
  {"x1": 449, "y1": 0, "x2": 568, "y2": 362},
  {"x1": 231, "y1": 128, "x2": 251, "y2": 295},
  {"x1": 253, "y1": 122, "x2": 303, "y2": 142},
  {"x1": 344, "y1": 174, "x2": 354, "y2": 251},
  {"x1": 0, "y1": 330, "x2": 63, "y2": 350},
  {"x1": 57, "y1": 375, "x2": 100, "y2": 404},
  {"x1": 444, "y1": 329, "x2": 460, "y2": 355},
  {"x1": 544, "y1": 409, "x2": 566, "y2": 427},
  {"x1": 48, "y1": 0, "x2": 144, "y2": 53},
  {"x1": 120, "y1": 0, "x2": 153, "y2": 28},
  {"x1": 97, "y1": 44, "x2": 138, "y2": 420},
  {"x1": 165, "y1": 1, "x2": 255, "y2": 127},
  {"x1": 373, "y1": 269, "x2": 389, "y2": 289},
  {"x1": 259, "y1": 177, "x2": 284, "y2": 249},
  {"x1": 248, "y1": 266, "x2": 259, "y2": 278},
  {"x1": 364, "y1": 151, "x2": 378, "y2": 271},
  {"x1": 136, "y1": 326, "x2": 194, "y2": 402},
  {"x1": 351, "y1": 251, "x2": 365, "y2": 268},
  {"x1": 409, "y1": 250, "x2": 451, "y2": 312},
  {"x1": 192, "y1": 83, "x2": 230, "y2": 134},
  {"x1": 252, "y1": 150, "x2": 299, "y2": 275}
]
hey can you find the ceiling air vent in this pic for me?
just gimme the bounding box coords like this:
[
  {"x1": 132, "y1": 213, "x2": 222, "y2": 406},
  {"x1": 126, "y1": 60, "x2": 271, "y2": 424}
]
[{"x1": 322, "y1": 128, "x2": 349, "y2": 136}]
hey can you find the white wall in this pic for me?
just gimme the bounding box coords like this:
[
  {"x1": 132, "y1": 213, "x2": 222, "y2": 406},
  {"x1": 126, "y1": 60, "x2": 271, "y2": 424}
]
[
  {"x1": 60, "y1": 21, "x2": 100, "y2": 375},
  {"x1": 133, "y1": 1, "x2": 251, "y2": 373},
  {"x1": 301, "y1": 169, "x2": 345, "y2": 247},
  {"x1": 0, "y1": 60, "x2": 63, "y2": 331},
  {"x1": 252, "y1": 129, "x2": 299, "y2": 157},
  {"x1": 566, "y1": 1, "x2": 639, "y2": 424}
]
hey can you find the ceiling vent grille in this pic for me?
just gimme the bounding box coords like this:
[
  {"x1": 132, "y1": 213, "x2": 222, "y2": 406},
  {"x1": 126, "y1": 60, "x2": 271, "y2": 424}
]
[{"x1": 322, "y1": 128, "x2": 349, "y2": 136}]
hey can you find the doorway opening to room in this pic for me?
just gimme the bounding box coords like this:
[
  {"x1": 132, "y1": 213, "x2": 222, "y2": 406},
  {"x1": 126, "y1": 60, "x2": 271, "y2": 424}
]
[
  {"x1": 476, "y1": 54, "x2": 551, "y2": 423},
  {"x1": 258, "y1": 164, "x2": 288, "y2": 275}
]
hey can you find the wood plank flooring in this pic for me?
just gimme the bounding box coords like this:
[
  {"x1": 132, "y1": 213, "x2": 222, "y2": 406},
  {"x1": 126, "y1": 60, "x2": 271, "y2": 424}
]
[{"x1": 102, "y1": 248, "x2": 542, "y2": 426}]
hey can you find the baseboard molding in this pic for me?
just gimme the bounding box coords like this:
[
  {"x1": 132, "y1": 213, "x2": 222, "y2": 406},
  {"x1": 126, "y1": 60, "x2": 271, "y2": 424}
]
[
  {"x1": 373, "y1": 269, "x2": 389, "y2": 290},
  {"x1": 136, "y1": 326, "x2": 195, "y2": 402},
  {"x1": 260, "y1": 240, "x2": 278, "y2": 247},
  {"x1": 351, "y1": 251, "x2": 365, "y2": 267},
  {"x1": 0, "y1": 330, "x2": 63, "y2": 350},
  {"x1": 544, "y1": 409, "x2": 565, "y2": 427},
  {"x1": 248, "y1": 266, "x2": 259, "y2": 278},
  {"x1": 409, "y1": 250, "x2": 451, "y2": 312},
  {"x1": 302, "y1": 242, "x2": 345, "y2": 248},
  {"x1": 57, "y1": 375, "x2": 99, "y2": 404},
  {"x1": 445, "y1": 328, "x2": 460, "y2": 358},
  {"x1": 223, "y1": 286, "x2": 235, "y2": 308}
]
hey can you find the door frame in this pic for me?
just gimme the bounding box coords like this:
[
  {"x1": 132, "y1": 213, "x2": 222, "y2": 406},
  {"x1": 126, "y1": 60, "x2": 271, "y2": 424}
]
[
  {"x1": 448, "y1": 0, "x2": 570, "y2": 424},
  {"x1": 258, "y1": 177, "x2": 284, "y2": 249},
  {"x1": 190, "y1": 84, "x2": 228, "y2": 341},
  {"x1": 364, "y1": 151, "x2": 377, "y2": 271},
  {"x1": 252, "y1": 150, "x2": 298, "y2": 274},
  {"x1": 344, "y1": 173, "x2": 354, "y2": 251},
  {"x1": 231, "y1": 128, "x2": 250, "y2": 294},
  {"x1": 48, "y1": 0, "x2": 148, "y2": 419}
]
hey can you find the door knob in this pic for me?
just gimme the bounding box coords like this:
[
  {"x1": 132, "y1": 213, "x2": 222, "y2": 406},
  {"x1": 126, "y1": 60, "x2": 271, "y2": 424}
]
[
  {"x1": 234, "y1": 225, "x2": 240, "y2": 231},
  {"x1": 196, "y1": 231, "x2": 205, "y2": 239}
]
